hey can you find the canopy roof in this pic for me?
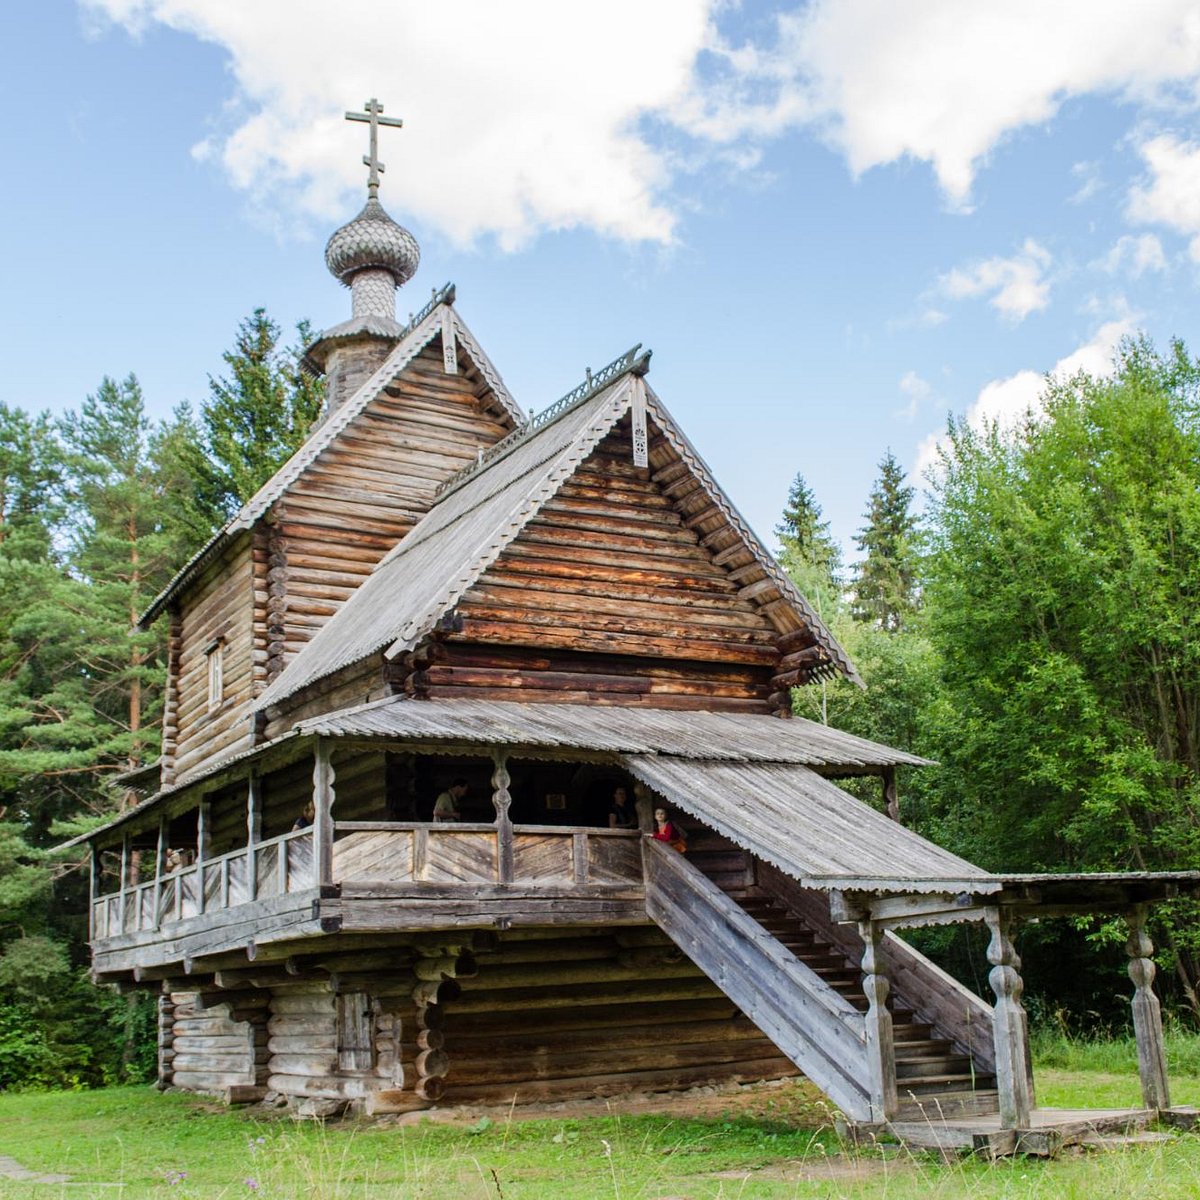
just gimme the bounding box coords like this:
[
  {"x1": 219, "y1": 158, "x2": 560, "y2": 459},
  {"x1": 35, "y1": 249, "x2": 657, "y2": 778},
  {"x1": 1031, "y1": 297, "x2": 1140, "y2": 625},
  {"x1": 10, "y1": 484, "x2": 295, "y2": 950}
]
[
  {"x1": 623, "y1": 756, "x2": 992, "y2": 895},
  {"x1": 298, "y1": 696, "x2": 929, "y2": 770}
]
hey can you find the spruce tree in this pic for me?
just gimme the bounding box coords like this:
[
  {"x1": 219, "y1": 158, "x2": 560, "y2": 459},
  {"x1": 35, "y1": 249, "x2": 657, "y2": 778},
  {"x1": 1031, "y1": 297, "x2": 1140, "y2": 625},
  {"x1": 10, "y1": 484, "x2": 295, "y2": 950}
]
[
  {"x1": 775, "y1": 471, "x2": 842, "y2": 616},
  {"x1": 191, "y1": 309, "x2": 324, "y2": 525},
  {"x1": 852, "y1": 450, "x2": 919, "y2": 631}
]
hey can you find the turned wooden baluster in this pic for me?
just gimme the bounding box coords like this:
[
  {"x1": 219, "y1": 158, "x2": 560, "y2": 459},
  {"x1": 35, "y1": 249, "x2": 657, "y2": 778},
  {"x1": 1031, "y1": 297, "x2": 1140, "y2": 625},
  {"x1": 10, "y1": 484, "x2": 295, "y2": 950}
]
[
  {"x1": 986, "y1": 907, "x2": 1033, "y2": 1129},
  {"x1": 1127, "y1": 904, "x2": 1170, "y2": 1110},
  {"x1": 491, "y1": 749, "x2": 513, "y2": 883},
  {"x1": 859, "y1": 919, "x2": 898, "y2": 1120}
]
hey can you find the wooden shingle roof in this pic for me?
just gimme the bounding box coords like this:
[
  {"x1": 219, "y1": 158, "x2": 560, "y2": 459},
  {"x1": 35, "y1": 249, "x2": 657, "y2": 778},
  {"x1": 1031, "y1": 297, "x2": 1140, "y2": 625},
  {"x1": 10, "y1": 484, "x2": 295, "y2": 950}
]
[{"x1": 296, "y1": 695, "x2": 931, "y2": 769}]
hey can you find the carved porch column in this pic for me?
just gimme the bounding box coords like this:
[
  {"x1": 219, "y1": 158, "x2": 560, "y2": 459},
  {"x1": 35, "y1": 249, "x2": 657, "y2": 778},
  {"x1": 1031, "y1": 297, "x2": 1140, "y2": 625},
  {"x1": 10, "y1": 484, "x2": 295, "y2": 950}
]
[
  {"x1": 859, "y1": 919, "x2": 898, "y2": 1120},
  {"x1": 1126, "y1": 904, "x2": 1170, "y2": 1110},
  {"x1": 491, "y1": 749, "x2": 513, "y2": 883},
  {"x1": 312, "y1": 740, "x2": 336, "y2": 887},
  {"x1": 986, "y1": 907, "x2": 1033, "y2": 1129},
  {"x1": 633, "y1": 781, "x2": 654, "y2": 833}
]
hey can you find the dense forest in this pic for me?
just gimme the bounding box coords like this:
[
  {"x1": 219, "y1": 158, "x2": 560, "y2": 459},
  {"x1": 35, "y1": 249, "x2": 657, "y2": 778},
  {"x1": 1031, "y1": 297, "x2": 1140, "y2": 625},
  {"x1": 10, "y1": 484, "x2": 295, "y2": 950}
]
[{"x1": 1, "y1": 325, "x2": 1198, "y2": 1089}]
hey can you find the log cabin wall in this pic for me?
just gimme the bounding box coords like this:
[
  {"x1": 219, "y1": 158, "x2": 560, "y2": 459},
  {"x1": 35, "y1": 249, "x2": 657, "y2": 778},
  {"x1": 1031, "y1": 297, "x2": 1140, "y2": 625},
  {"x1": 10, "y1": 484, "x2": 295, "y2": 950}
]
[
  {"x1": 428, "y1": 418, "x2": 780, "y2": 711},
  {"x1": 425, "y1": 928, "x2": 796, "y2": 1108},
  {"x1": 167, "y1": 929, "x2": 796, "y2": 1111},
  {"x1": 269, "y1": 343, "x2": 513, "y2": 671},
  {"x1": 172, "y1": 538, "x2": 256, "y2": 783},
  {"x1": 168, "y1": 990, "x2": 269, "y2": 1099}
]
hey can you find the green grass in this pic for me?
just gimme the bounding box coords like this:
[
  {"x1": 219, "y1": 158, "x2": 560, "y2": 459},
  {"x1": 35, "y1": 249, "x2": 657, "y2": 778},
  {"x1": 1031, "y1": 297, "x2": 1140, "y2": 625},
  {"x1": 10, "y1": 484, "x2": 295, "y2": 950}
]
[{"x1": 1, "y1": 1053, "x2": 1199, "y2": 1199}]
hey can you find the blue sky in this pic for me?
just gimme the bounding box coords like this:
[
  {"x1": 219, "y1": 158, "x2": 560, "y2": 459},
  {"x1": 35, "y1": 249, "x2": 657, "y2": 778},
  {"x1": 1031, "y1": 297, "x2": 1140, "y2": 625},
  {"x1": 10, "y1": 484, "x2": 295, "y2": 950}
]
[{"x1": 4, "y1": 2, "x2": 1200, "y2": 559}]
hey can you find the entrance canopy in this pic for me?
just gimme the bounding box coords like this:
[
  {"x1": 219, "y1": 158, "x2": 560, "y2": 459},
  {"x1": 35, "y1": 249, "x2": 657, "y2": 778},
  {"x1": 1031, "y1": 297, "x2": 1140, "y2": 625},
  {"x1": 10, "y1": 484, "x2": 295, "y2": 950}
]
[{"x1": 622, "y1": 755, "x2": 995, "y2": 896}]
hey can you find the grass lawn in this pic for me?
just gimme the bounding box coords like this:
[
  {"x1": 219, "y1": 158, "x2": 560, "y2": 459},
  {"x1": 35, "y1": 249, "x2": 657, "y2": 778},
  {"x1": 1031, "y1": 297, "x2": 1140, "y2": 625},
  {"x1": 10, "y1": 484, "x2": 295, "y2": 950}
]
[{"x1": 1, "y1": 1051, "x2": 1199, "y2": 1199}]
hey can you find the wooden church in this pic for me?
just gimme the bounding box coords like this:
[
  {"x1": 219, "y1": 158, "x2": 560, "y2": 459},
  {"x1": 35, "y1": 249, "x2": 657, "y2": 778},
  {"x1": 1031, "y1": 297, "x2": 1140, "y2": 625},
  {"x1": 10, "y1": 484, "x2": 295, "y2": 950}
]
[{"x1": 71, "y1": 101, "x2": 1199, "y2": 1149}]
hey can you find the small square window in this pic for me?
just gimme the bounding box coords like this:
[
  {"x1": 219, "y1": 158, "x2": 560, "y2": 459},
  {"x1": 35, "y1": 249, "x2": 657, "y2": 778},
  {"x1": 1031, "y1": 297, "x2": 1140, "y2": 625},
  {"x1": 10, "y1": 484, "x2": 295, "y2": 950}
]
[{"x1": 205, "y1": 641, "x2": 224, "y2": 713}]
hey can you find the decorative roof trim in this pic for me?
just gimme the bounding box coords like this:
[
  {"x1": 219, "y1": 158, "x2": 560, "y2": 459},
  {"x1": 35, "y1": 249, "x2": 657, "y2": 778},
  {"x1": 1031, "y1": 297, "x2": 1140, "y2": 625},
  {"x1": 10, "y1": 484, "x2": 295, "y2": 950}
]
[
  {"x1": 642, "y1": 383, "x2": 861, "y2": 687},
  {"x1": 434, "y1": 345, "x2": 650, "y2": 502},
  {"x1": 138, "y1": 287, "x2": 522, "y2": 628}
]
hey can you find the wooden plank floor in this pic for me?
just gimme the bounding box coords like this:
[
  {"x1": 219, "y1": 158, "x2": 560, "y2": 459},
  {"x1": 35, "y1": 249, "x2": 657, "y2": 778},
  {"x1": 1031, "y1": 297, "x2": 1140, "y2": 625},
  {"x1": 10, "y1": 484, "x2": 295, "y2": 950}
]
[{"x1": 873, "y1": 1106, "x2": 1161, "y2": 1156}]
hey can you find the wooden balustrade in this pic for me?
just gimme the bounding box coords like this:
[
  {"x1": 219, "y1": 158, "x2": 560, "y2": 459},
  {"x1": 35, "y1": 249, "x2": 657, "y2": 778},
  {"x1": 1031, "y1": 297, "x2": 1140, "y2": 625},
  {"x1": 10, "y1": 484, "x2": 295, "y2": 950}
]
[
  {"x1": 90, "y1": 824, "x2": 643, "y2": 942},
  {"x1": 331, "y1": 822, "x2": 643, "y2": 888}
]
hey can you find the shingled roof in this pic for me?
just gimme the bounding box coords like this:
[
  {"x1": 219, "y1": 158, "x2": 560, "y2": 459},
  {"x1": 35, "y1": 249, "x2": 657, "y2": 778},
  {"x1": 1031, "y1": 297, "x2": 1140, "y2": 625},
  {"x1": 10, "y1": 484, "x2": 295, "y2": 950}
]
[
  {"x1": 139, "y1": 285, "x2": 521, "y2": 627},
  {"x1": 255, "y1": 350, "x2": 858, "y2": 712}
]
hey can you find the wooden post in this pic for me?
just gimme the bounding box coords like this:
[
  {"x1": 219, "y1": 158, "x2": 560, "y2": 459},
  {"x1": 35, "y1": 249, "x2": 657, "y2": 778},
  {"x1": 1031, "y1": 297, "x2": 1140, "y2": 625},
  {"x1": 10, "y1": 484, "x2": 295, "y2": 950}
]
[
  {"x1": 118, "y1": 835, "x2": 129, "y2": 932},
  {"x1": 986, "y1": 907, "x2": 1033, "y2": 1129},
  {"x1": 246, "y1": 771, "x2": 261, "y2": 902},
  {"x1": 633, "y1": 782, "x2": 654, "y2": 833},
  {"x1": 491, "y1": 749, "x2": 513, "y2": 884},
  {"x1": 312, "y1": 740, "x2": 335, "y2": 886},
  {"x1": 882, "y1": 767, "x2": 900, "y2": 823},
  {"x1": 1126, "y1": 905, "x2": 1170, "y2": 1111},
  {"x1": 196, "y1": 799, "x2": 211, "y2": 915},
  {"x1": 858, "y1": 918, "x2": 898, "y2": 1120},
  {"x1": 152, "y1": 817, "x2": 167, "y2": 930},
  {"x1": 88, "y1": 845, "x2": 99, "y2": 942}
]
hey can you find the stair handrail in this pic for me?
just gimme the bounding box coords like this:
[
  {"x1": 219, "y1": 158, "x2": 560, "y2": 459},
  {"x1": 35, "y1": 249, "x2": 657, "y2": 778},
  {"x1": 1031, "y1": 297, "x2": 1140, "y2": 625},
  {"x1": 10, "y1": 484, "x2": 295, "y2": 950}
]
[
  {"x1": 643, "y1": 839, "x2": 873, "y2": 1121},
  {"x1": 755, "y1": 862, "x2": 996, "y2": 1074}
]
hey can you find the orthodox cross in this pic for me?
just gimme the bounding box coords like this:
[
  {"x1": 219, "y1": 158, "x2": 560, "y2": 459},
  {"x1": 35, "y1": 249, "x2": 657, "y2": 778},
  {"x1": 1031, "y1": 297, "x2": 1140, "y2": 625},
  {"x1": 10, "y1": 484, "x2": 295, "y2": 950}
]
[{"x1": 345, "y1": 98, "x2": 404, "y2": 199}]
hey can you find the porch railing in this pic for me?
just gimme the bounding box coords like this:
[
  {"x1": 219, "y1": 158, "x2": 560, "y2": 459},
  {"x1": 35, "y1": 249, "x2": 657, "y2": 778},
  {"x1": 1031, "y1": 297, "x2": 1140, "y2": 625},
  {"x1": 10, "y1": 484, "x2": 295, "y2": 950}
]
[
  {"x1": 90, "y1": 828, "x2": 315, "y2": 941},
  {"x1": 90, "y1": 824, "x2": 644, "y2": 941},
  {"x1": 331, "y1": 822, "x2": 644, "y2": 888}
]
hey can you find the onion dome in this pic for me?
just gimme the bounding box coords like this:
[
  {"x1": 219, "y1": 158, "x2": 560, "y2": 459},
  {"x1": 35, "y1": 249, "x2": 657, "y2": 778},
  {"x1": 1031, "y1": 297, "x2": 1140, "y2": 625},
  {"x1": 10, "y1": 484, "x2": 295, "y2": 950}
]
[{"x1": 324, "y1": 197, "x2": 420, "y2": 289}]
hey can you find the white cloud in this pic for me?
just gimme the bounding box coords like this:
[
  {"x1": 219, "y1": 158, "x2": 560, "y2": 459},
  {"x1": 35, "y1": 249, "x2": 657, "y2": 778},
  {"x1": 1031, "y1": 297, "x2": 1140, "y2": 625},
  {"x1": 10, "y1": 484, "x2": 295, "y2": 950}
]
[
  {"x1": 84, "y1": 1, "x2": 1200, "y2": 247},
  {"x1": 895, "y1": 370, "x2": 931, "y2": 421},
  {"x1": 1128, "y1": 133, "x2": 1200, "y2": 259},
  {"x1": 914, "y1": 315, "x2": 1136, "y2": 478},
  {"x1": 937, "y1": 240, "x2": 1053, "y2": 322},
  {"x1": 83, "y1": 0, "x2": 717, "y2": 248},
  {"x1": 1095, "y1": 233, "x2": 1168, "y2": 277},
  {"x1": 684, "y1": 2, "x2": 1200, "y2": 208}
]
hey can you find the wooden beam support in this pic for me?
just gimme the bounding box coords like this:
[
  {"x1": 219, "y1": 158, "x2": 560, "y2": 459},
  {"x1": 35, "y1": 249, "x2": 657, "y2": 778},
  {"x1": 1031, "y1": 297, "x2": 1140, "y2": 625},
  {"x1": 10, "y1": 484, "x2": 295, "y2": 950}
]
[
  {"x1": 859, "y1": 919, "x2": 898, "y2": 1121},
  {"x1": 986, "y1": 907, "x2": 1034, "y2": 1130},
  {"x1": 1127, "y1": 904, "x2": 1170, "y2": 1110},
  {"x1": 312, "y1": 739, "x2": 335, "y2": 887},
  {"x1": 492, "y1": 748, "x2": 513, "y2": 884},
  {"x1": 883, "y1": 767, "x2": 899, "y2": 823}
]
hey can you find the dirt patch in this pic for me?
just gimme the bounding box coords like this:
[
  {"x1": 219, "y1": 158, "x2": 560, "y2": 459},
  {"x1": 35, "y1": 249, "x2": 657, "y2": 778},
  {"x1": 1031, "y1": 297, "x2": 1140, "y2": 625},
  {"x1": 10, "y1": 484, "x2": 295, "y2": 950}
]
[
  {"x1": 0, "y1": 1155, "x2": 71, "y2": 1185},
  {"x1": 372, "y1": 1077, "x2": 833, "y2": 1129}
]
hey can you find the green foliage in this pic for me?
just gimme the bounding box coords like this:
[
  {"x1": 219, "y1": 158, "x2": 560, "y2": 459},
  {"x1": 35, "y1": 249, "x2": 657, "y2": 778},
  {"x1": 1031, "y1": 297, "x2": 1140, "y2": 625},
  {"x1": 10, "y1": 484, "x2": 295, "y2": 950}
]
[
  {"x1": 921, "y1": 337, "x2": 1200, "y2": 1006},
  {"x1": 852, "y1": 448, "x2": 920, "y2": 630},
  {"x1": 189, "y1": 309, "x2": 324, "y2": 525}
]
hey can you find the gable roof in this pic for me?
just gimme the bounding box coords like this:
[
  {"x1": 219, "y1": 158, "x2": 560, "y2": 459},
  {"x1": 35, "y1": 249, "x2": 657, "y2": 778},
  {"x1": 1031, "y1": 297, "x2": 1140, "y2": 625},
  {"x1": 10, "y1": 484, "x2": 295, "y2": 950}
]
[
  {"x1": 138, "y1": 285, "x2": 521, "y2": 628},
  {"x1": 255, "y1": 350, "x2": 857, "y2": 713}
]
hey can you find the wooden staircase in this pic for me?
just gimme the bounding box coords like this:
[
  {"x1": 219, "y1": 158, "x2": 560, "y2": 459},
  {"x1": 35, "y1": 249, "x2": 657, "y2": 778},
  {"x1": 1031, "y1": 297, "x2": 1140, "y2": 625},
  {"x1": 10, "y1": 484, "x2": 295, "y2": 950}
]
[{"x1": 644, "y1": 833, "x2": 999, "y2": 1124}]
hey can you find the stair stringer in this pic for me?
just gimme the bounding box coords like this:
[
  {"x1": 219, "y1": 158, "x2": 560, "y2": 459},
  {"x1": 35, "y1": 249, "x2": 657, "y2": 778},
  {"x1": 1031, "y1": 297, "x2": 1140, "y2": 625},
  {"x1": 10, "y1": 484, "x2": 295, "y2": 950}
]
[
  {"x1": 643, "y1": 840, "x2": 875, "y2": 1122},
  {"x1": 754, "y1": 864, "x2": 997, "y2": 1080}
]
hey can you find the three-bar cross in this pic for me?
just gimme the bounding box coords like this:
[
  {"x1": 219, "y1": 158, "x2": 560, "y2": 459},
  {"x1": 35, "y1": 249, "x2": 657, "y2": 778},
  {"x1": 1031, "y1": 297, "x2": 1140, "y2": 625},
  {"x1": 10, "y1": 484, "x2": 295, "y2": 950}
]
[{"x1": 346, "y1": 98, "x2": 404, "y2": 199}]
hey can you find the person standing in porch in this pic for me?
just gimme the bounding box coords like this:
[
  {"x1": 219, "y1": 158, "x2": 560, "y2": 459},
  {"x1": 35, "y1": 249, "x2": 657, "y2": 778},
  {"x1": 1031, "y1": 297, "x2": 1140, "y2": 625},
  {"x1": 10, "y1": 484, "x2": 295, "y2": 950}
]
[
  {"x1": 433, "y1": 779, "x2": 468, "y2": 823},
  {"x1": 608, "y1": 785, "x2": 637, "y2": 829}
]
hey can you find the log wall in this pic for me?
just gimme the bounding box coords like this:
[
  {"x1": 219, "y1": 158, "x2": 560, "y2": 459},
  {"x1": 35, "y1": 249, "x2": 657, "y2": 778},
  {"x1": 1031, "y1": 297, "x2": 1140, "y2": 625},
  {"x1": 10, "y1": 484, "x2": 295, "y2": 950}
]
[
  {"x1": 270, "y1": 344, "x2": 512, "y2": 668},
  {"x1": 168, "y1": 989, "x2": 269, "y2": 1101},
  {"x1": 427, "y1": 420, "x2": 780, "y2": 710},
  {"x1": 172, "y1": 538, "x2": 256, "y2": 782}
]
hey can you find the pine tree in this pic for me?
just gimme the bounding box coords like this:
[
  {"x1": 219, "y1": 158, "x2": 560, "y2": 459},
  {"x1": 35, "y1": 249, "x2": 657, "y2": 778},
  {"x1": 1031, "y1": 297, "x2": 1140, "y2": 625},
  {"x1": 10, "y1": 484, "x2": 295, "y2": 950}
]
[
  {"x1": 190, "y1": 310, "x2": 324, "y2": 525},
  {"x1": 59, "y1": 375, "x2": 191, "y2": 772},
  {"x1": 775, "y1": 471, "x2": 842, "y2": 616},
  {"x1": 852, "y1": 450, "x2": 919, "y2": 631}
]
